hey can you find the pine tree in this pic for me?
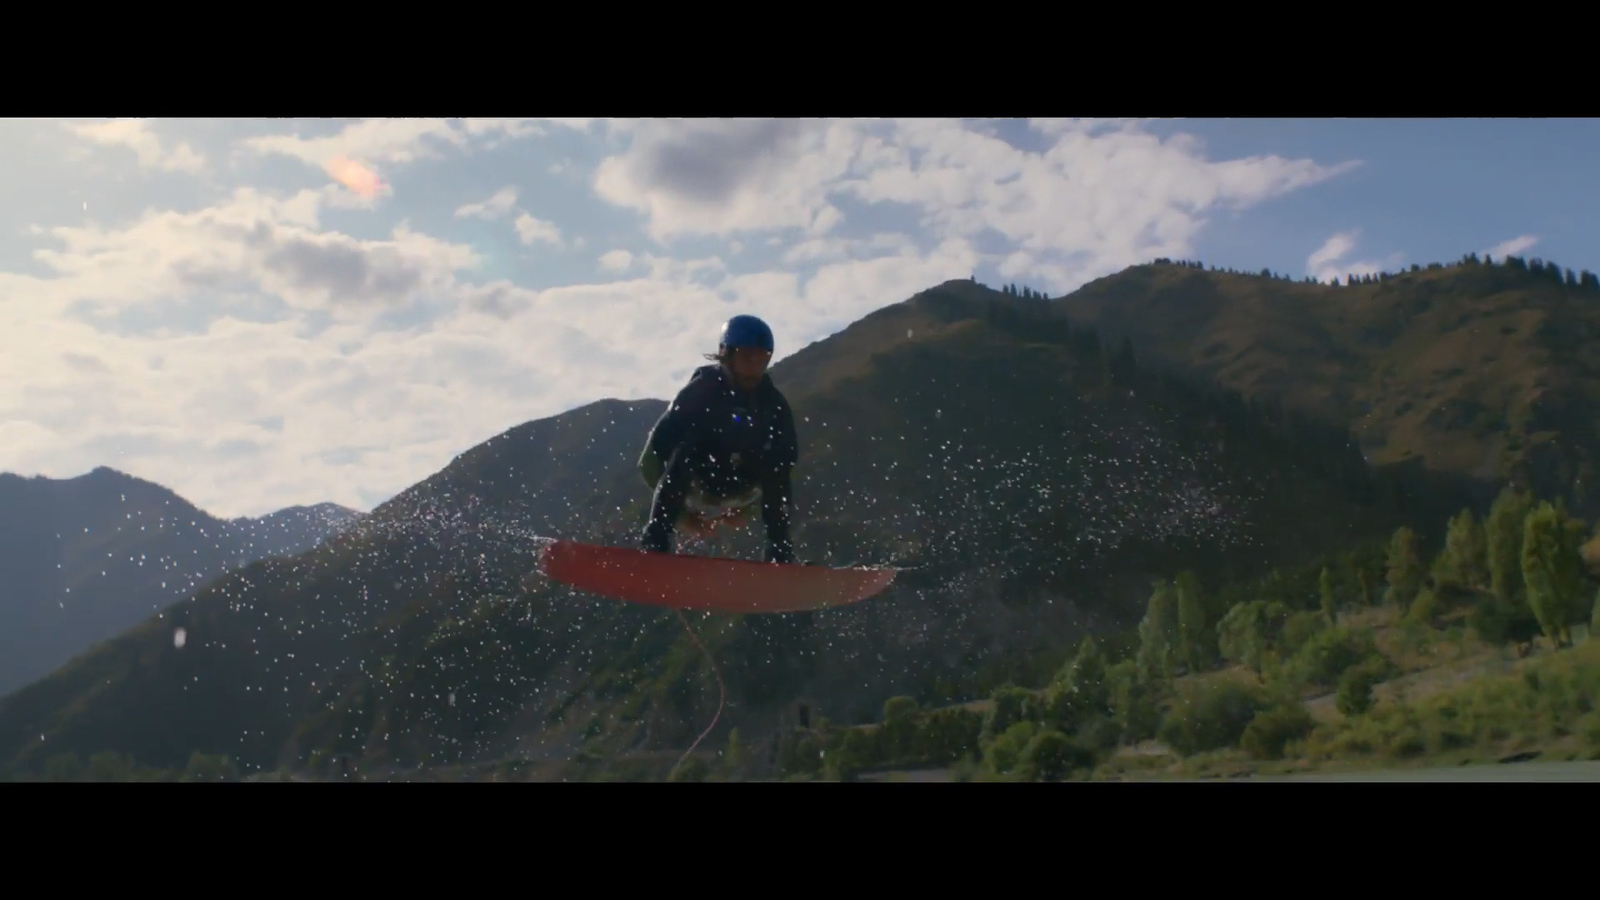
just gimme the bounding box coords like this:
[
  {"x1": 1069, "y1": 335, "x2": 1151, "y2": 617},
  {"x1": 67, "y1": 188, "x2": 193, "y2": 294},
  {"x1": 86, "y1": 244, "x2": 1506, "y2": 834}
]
[
  {"x1": 1433, "y1": 508, "x2": 1489, "y2": 592},
  {"x1": 1384, "y1": 526, "x2": 1425, "y2": 609}
]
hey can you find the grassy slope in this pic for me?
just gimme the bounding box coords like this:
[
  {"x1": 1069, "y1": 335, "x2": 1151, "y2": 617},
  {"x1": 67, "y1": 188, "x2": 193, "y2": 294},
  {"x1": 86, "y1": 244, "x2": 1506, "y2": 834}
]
[{"x1": 1057, "y1": 259, "x2": 1600, "y2": 514}]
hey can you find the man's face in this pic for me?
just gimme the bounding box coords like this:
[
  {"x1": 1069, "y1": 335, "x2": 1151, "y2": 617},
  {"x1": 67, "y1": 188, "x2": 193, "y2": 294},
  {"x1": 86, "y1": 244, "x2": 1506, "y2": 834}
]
[{"x1": 726, "y1": 346, "x2": 771, "y2": 389}]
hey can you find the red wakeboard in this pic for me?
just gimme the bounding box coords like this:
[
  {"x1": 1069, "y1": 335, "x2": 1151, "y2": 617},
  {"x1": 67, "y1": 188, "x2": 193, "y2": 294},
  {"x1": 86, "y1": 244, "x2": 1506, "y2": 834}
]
[{"x1": 537, "y1": 539, "x2": 896, "y2": 613}]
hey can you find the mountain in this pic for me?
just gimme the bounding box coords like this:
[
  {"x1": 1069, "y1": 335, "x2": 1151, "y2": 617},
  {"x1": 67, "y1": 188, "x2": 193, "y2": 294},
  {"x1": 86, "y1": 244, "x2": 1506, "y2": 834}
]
[
  {"x1": 1052, "y1": 254, "x2": 1600, "y2": 519},
  {"x1": 0, "y1": 467, "x2": 364, "y2": 698},
  {"x1": 228, "y1": 503, "x2": 367, "y2": 552},
  {"x1": 0, "y1": 277, "x2": 1482, "y2": 781}
]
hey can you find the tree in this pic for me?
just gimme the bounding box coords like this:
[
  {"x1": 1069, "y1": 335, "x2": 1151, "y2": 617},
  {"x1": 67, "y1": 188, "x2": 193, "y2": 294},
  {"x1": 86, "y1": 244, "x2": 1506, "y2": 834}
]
[
  {"x1": 1105, "y1": 659, "x2": 1159, "y2": 744},
  {"x1": 1433, "y1": 508, "x2": 1489, "y2": 593},
  {"x1": 880, "y1": 695, "x2": 920, "y2": 761},
  {"x1": 1174, "y1": 570, "x2": 1214, "y2": 672},
  {"x1": 1136, "y1": 580, "x2": 1179, "y2": 681},
  {"x1": 1053, "y1": 635, "x2": 1109, "y2": 716},
  {"x1": 84, "y1": 751, "x2": 135, "y2": 782},
  {"x1": 1384, "y1": 526, "x2": 1426, "y2": 609},
  {"x1": 181, "y1": 752, "x2": 239, "y2": 782},
  {"x1": 1320, "y1": 566, "x2": 1338, "y2": 623},
  {"x1": 1217, "y1": 600, "x2": 1287, "y2": 675},
  {"x1": 1520, "y1": 501, "x2": 1590, "y2": 647},
  {"x1": 1486, "y1": 486, "x2": 1533, "y2": 602}
]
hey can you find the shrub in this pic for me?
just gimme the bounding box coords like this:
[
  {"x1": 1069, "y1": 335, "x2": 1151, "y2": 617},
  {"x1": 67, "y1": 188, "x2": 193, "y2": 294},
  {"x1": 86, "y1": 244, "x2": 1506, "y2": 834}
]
[
  {"x1": 983, "y1": 685, "x2": 1033, "y2": 741},
  {"x1": 984, "y1": 721, "x2": 1040, "y2": 776},
  {"x1": 1468, "y1": 595, "x2": 1541, "y2": 646},
  {"x1": 1336, "y1": 658, "x2": 1387, "y2": 716},
  {"x1": 1281, "y1": 610, "x2": 1329, "y2": 658},
  {"x1": 1019, "y1": 730, "x2": 1096, "y2": 781},
  {"x1": 1158, "y1": 678, "x2": 1267, "y2": 756},
  {"x1": 1291, "y1": 627, "x2": 1381, "y2": 690},
  {"x1": 1240, "y1": 703, "x2": 1315, "y2": 760},
  {"x1": 913, "y1": 708, "x2": 984, "y2": 766}
]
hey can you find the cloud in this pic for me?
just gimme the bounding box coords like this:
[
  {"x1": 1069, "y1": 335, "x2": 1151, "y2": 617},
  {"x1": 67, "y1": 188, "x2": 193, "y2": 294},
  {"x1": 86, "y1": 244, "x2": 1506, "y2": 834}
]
[
  {"x1": 1308, "y1": 231, "x2": 1359, "y2": 272},
  {"x1": 1485, "y1": 234, "x2": 1538, "y2": 259},
  {"x1": 598, "y1": 249, "x2": 634, "y2": 272},
  {"x1": 238, "y1": 119, "x2": 535, "y2": 168},
  {"x1": 592, "y1": 118, "x2": 1358, "y2": 294},
  {"x1": 9, "y1": 186, "x2": 478, "y2": 319},
  {"x1": 1305, "y1": 228, "x2": 1405, "y2": 283},
  {"x1": 61, "y1": 119, "x2": 205, "y2": 173},
  {"x1": 514, "y1": 213, "x2": 564, "y2": 247},
  {"x1": 593, "y1": 119, "x2": 859, "y2": 240},
  {"x1": 455, "y1": 186, "x2": 519, "y2": 220},
  {"x1": 453, "y1": 185, "x2": 569, "y2": 249},
  {"x1": 0, "y1": 118, "x2": 1364, "y2": 519}
]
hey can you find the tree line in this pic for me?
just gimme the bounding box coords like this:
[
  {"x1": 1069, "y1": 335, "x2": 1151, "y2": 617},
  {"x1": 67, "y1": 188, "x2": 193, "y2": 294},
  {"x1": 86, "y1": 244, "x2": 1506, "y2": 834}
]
[{"x1": 1150, "y1": 253, "x2": 1600, "y2": 291}]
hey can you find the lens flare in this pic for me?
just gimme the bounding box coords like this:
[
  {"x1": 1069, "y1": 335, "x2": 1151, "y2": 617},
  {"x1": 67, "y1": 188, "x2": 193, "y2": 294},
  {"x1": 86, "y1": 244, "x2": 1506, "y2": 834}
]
[{"x1": 325, "y1": 156, "x2": 385, "y2": 199}]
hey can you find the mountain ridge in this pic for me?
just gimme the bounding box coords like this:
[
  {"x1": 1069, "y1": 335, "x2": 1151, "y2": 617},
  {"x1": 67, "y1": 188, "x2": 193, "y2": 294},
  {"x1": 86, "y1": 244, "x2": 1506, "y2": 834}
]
[{"x1": 0, "y1": 465, "x2": 365, "y2": 698}]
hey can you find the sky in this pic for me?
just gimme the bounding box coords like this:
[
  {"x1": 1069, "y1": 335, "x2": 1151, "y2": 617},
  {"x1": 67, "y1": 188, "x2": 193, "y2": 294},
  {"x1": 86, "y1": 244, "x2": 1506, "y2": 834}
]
[{"x1": 3, "y1": 117, "x2": 1596, "y2": 519}]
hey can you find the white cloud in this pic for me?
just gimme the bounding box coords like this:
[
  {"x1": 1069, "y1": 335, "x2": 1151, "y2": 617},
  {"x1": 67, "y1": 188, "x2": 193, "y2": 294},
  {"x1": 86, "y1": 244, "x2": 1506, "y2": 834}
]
[
  {"x1": 455, "y1": 186, "x2": 519, "y2": 220},
  {"x1": 62, "y1": 119, "x2": 206, "y2": 173},
  {"x1": 9, "y1": 186, "x2": 477, "y2": 319},
  {"x1": 514, "y1": 213, "x2": 563, "y2": 247},
  {"x1": 592, "y1": 118, "x2": 1357, "y2": 295},
  {"x1": 1485, "y1": 234, "x2": 1538, "y2": 259},
  {"x1": 0, "y1": 118, "x2": 1363, "y2": 519},
  {"x1": 453, "y1": 185, "x2": 571, "y2": 250},
  {"x1": 1308, "y1": 231, "x2": 1359, "y2": 272},
  {"x1": 1305, "y1": 228, "x2": 1405, "y2": 283},
  {"x1": 237, "y1": 118, "x2": 559, "y2": 169}
]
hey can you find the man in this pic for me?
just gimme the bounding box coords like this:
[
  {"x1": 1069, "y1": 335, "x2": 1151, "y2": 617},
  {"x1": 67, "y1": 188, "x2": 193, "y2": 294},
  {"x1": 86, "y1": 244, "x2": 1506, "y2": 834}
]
[{"x1": 638, "y1": 314, "x2": 798, "y2": 564}]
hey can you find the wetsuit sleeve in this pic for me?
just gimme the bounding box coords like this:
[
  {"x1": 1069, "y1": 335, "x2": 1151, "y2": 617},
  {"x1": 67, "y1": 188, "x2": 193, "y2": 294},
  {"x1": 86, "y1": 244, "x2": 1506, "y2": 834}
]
[
  {"x1": 773, "y1": 392, "x2": 799, "y2": 472},
  {"x1": 639, "y1": 375, "x2": 714, "y2": 489}
]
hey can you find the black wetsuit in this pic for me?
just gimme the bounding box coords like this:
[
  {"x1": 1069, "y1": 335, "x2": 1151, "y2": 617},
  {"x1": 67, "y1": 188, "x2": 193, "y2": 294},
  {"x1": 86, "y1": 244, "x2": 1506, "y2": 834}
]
[{"x1": 638, "y1": 364, "x2": 798, "y2": 562}]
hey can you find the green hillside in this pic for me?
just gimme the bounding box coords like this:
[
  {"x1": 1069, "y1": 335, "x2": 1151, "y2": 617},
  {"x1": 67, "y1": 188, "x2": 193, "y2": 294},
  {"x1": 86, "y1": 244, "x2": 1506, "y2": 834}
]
[{"x1": 1056, "y1": 254, "x2": 1600, "y2": 518}]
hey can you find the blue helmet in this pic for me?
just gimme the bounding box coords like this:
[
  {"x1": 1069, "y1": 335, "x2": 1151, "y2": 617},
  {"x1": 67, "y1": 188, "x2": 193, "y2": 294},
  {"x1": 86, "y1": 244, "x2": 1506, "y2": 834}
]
[{"x1": 719, "y1": 314, "x2": 773, "y2": 353}]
